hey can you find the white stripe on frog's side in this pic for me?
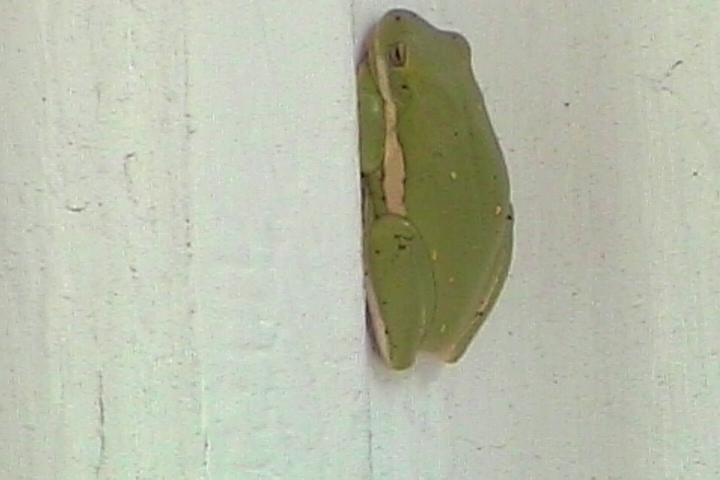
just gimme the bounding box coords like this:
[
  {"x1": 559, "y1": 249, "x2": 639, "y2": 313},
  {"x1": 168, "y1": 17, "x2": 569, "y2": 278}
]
[{"x1": 370, "y1": 32, "x2": 406, "y2": 217}]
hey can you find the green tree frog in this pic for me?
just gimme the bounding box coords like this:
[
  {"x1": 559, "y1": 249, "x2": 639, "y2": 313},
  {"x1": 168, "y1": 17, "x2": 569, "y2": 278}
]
[{"x1": 357, "y1": 9, "x2": 514, "y2": 370}]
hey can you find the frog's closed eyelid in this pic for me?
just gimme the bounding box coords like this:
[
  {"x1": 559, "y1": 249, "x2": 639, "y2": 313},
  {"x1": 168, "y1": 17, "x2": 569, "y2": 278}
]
[{"x1": 387, "y1": 42, "x2": 407, "y2": 68}]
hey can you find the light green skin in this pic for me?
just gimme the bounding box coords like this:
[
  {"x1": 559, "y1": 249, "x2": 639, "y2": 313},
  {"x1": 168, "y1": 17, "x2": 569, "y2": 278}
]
[{"x1": 357, "y1": 10, "x2": 514, "y2": 370}]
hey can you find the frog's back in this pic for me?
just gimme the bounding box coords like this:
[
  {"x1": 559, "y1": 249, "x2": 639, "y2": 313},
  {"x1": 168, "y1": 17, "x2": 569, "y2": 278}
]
[{"x1": 386, "y1": 12, "x2": 513, "y2": 354}]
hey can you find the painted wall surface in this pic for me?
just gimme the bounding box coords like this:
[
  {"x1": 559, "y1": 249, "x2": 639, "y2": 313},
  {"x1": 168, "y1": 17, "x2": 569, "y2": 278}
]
[{"x1": 2, "y1": 0, "x2": 719, "y2": 478}]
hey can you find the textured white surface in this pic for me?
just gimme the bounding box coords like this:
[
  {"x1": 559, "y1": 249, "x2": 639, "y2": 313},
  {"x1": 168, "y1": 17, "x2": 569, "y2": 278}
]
[
  {"x1": 2, "y1": 0, "x2": 719, "y2": 478},
  {"x1": 1, "y1": 1, "x2": 365, "y2": 478},
  {"x1": 361, "y1": 2, "x2": 720, "y2": 479}
]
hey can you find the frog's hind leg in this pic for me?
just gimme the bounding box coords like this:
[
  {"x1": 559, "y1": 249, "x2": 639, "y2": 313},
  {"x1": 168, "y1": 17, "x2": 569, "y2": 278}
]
[{"x1": 365, "y1": 214, "x2": 436, "y2": 370}]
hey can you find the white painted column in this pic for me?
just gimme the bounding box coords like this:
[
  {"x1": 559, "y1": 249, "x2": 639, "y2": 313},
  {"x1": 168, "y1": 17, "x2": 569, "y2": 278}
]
[
  {"x1": 1, "y1": 1, "x2": 366, "y2": 478},
  {"x1": 356, "y1": 1, "x2": 720, "y2": 478}
]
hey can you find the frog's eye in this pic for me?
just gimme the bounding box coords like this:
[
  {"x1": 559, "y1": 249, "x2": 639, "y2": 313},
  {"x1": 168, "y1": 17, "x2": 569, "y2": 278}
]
[{"x1": 387, "y1": 42, "x2": 407, "y2": 67}]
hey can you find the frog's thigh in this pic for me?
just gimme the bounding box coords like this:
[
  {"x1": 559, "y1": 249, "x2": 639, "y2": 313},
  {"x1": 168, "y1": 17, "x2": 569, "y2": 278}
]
[
  {"x1": 366, "y1": 213, "x2": 436, "y2": 369},
  {"x1": 440, "y1": 234, "x2": 513, "y2": 363}
]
